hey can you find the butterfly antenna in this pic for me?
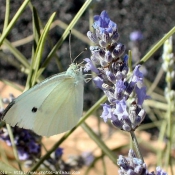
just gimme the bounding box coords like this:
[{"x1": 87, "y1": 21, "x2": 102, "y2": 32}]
[
  {"x1": 69, "y1": 30, "x2": 73, "y2": 63},
  {"x1": 73, "y1": 48, "x2": 87, "y2": 63}
]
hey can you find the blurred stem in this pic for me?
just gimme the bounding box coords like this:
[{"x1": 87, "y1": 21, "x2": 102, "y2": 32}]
[
  {"x1": 82, "y1": 123, "x2": 116, "y2": 164},
  {"x1": 136, "y1": 26, "x2": 175, "y2": 66},
  {"x1": 165, "y1": 96, "x2": 173, "y2": 174},
  {"x1": 1, "y1": 37, "x2": 30, "y2": 68},
  {"x1": 128, "y1": 50, "x2": 132, "y2": 73},
  {"x1": 0, "y1": 162, "x2": 18, "y2": 175},
  {"x1": 0, "y1": 0, "x2": 30, "y2": 46},
  {"x1": 147, "y1": 67, "x2": 164, "y2": 95},
  {"x1": 3, "y1": 0, "x2": 10, "y2": 31},
  {"x1": 6, "y1": 124, "x2": 22, "y2": 171},
  {"x1": 102, "y1": 151, "x2": 107, "y2": 175},
  {"x1": 29, "y1": 95, "x2": 107, "y2": 172},
  {"x1": 157, "y1": 120, "x2": 167, "y2": 166},
  {"x1": 130, "y1": 131, "x2": 144, "y2": 163}
]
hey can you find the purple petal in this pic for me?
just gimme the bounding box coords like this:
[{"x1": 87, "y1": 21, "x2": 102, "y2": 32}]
[
  {"x1": 135, "y1": 86, "x2": 150, "y2": 107},
  {"x1": 114, "y1": 99, "x2": 129, "y2": 120},
  {"x1": 132, "y1": 65, "x2": 143, "y2": 84},
  {"x1": 84, "y1": 58, "x2": 99, "y2": 74},
  {"x1": 93, "y1": 76, "x2": 104, "y2": 89},
  {"x1": 100, "y1": 103, "x2": 112, "y2": 122},
  {"x1": 93, "y1": 10, "x2": 117, "y2": 34}
]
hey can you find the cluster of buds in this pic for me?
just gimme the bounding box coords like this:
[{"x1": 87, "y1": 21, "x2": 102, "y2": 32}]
[
  {"x1": 84, "y1": 11, "x2": 149, "y2": 131},
  {"x1": 117, "y1": 149, "x2": 167, "y2": 175},
  {"x1": 162, "y1": 36, "x2": 175, "y2": 102}
]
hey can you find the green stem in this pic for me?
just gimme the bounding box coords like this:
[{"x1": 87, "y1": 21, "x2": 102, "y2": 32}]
[
  {"x1": 165, "y1": 95, "x2": 173, "y2": 174},
  {"x1": 3, "y1": 0, "x2": 10, "y2": 31},
  {"x1": 130, "y1": 131, "x2": 144, "y2": 163},
  {"x1": 6, "y1": 124, "x2": 22, "y2": 171}
]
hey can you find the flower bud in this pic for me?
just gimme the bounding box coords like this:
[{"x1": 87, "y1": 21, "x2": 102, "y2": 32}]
[
  {"x1": 87, "y1": 31, "x2": 98, "y2": 44},
  {"x1": 99, "y1": 40, "x2": 107, "y2": 48},
  {"x1": 111, "y1": 31, "x2": 119, "y2": 43},
  {"x1": 112, "y1": 43, "x2": 125, "y2": 58}
]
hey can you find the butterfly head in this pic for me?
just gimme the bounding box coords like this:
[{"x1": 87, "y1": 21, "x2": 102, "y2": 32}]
[{"x1": 66, "y1": 63, "x2": 83, "y2": 80}]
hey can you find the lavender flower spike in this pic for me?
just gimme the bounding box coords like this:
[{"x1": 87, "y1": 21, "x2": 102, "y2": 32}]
[
  {"x1": 156, "y1": 167, "x2": 168, "y2": 175},
  {"x1": 117, "y1": 149, "x2": 168, "y2": 175},
  {"x1": 86, "y1": 10, "x2": 149, "y2": 131}
]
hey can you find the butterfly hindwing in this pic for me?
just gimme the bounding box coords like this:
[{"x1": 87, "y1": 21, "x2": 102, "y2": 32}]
[{"x1": 2, "y1": 74, "x2": 69, "y2": 131}]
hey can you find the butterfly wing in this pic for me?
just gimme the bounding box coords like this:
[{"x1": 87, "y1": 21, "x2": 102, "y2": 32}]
[
  {"x1": 34, "y1": 76, "x2": 84, "y2": 136},
  {"x1": 2, "y1": 72, "x2": 84, "y2": 137}
]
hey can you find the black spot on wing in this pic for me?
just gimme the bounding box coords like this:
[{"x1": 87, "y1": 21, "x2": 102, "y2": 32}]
[
  {"x1": 1, "y1": 100, "x2": 15, "y2": 119},
  {"x1": 32, "y1": 107, "x2": 38, "y2": 113}
]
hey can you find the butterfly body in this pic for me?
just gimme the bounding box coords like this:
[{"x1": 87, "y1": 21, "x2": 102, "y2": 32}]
[{"x1": 2, "y1": 64, "x2": 84, "y2": 137}]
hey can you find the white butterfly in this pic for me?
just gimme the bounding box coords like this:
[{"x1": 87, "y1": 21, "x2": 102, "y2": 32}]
[{"x1": 2, "y1": 63, "x2": 84, "y2": 137}]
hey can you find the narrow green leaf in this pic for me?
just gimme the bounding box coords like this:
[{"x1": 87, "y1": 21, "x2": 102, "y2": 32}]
[
  {"x1": 31, "y1": 12, "x2": 56, "y2": 85},
  {"x1": 25, "y1": 12, "x2": 56, "y2": 90},
  {"x1": 3, "y1": 0, "x2": 10, "y2": 31},
  {"x1": 1, "y1": 37, "x2": 30, "y2": 68},
  {"x1": 31, "y1": 5, "x2": 41, "y2": 52},
  {"x1": 0, "y1": 0, "x2": 30, "y2": 46}
]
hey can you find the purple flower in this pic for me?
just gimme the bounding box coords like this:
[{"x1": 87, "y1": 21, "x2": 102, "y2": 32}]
[
  {"x1": 114, "y1": 99, "x2": 129, "y2": 120},
  {"x1": 156, "y1": 167, "x2": 167, "y2": 175},
  {"x1": 84, "y1": 58, "x2": 99, "y2": 74},
  {"x1": 114, "y1": 80, "x2": 126, "y2": 100},
  {"x1": 93, "y1": 76, "x2": 104, "y2": 89},
  {"x1": 100, "y1": 103, "x2": 112, "y2": 122},
  {"x1": 55, "y1": 148, "x2": 63, "y2": 158},
  {"x1": 81, "y1": 152, "x2": 94, "y2": 166},
  {"x1": 135, "y1": 86, "x2": 150, "y2": 107},
  {"x1": 130, "y1": 30, "x2": 143, "y2": 41},
  {"x1": 28, "y1": 141, "x2": 41, "y2": 154},
  {"x1": 93, "y1": 11, "x2": 117, "y2": 34},
  {"x1": 106, "y1": 70, "x2": 116, "y2": 83},
  {"x1": 18, "y1": 149, "x2": 29, "y2": 160},
  {"x1": 131, "y1": 65, "x2": 143, "y2": 86},
  {"x1": 117, "y1": 149, "x2": 147, "y2": 175}
]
